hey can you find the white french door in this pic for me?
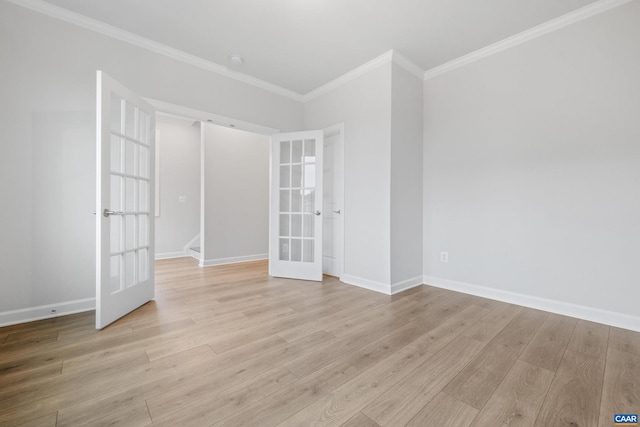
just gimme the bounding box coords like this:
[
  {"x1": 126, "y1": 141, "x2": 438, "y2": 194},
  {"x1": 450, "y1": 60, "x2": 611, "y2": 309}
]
[
  {"x1": 269, "y1": 131, "x2": 324, "y2": 281},
  {"x1": 96, "y1": 71, "x2": 155, "y2": 329}
]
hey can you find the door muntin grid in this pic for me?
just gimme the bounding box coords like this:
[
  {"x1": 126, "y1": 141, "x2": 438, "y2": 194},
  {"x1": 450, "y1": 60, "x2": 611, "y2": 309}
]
[
  {"x1": 278, "y1": 138, "x2": 317, "y2": 263},
  {"x1": 109, "y1": 95, "x2": 151, "y2": 294}
]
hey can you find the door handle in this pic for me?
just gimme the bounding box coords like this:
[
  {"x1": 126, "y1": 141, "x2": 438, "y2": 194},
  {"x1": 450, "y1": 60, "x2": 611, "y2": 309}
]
[
  {"x1": 333, "y1": 209, "x2": 341, "y2": 214},
  {"x1": 312, "y1": 210, "x2": 321, "y2": 216},
  {"x1": 103, "y1": 209, "x2": 124, "y2": 217}
]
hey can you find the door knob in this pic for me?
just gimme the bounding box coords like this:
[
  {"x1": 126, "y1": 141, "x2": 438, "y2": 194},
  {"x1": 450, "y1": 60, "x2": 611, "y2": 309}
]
[
  {"x1": 312, "y1": 210, "x2": 321, "y2": 216},
  {"x1": 103, "y1": 209, "x2": 124, "y2": 217},
  {"x1": 333, "y1": 209, "x2": 341, "y2": 214}
]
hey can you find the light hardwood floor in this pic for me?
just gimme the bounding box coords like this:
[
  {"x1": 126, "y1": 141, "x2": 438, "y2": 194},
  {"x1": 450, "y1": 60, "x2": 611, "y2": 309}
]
[{"x1": 1, "y1": 257, "x2": 639, "y2": 426}]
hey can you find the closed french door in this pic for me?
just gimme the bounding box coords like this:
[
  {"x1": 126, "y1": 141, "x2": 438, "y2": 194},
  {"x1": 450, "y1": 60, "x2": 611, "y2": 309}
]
[
  {"x1": 96, "y1": 71, "x2": 155, "y2": 329},
  {"x1": 269, "y1": 131, "x2": 324, "y2": 281}
]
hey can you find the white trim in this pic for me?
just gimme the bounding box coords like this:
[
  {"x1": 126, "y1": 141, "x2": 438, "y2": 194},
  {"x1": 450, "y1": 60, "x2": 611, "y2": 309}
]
[
  {"x1": 304, "y1": 51, "x2": 394, "y2": 102},
  {"x1": 145, "y1": 98, "x2": 280, "y2": 136},
  {"x1": 391, "y1": 276, "x2": 424, "y2": 295},
  {"x1": 155, "y1": 128, "x2": 161, "y2": 217},
  {"x1": 423, "y1": 0, "x2": 634, "y2": 80},
  {"x1": 155, "y1": 252, "x2": 186, "y2": 260},
  {"x1": 0, "y1": 298, "x2": 95, "y2": 328},
  {"x1": 392, "y1": 51, "x2": 424, "y2": 79},
  {"x1": 424, "y1": 276, "x2": 640, "y2": 332},
  {"x1": 323, "y1": 123, "x2": 345, "y2": 280},
  {"x1": 341, "y1": 274, "x2": 392, "y2": 295},
  {"x1": 200, "y1": 253, "x2": 268, "y2": 268},
  {"x1": 6, "y1": 0, "x2": 303, "y2": 101},
  {"x1": 304, "y1": 49, "x2": 425, "y2": 101}
]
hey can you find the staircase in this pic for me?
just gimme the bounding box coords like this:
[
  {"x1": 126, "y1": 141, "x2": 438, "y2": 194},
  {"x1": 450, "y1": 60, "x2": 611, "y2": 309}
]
[{"x1": 189, "y1": 246, "x2": 201, "y2": 260}]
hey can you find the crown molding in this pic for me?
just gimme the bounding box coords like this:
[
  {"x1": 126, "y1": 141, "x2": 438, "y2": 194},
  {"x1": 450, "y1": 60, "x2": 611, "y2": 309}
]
[
  {"x1": 303, "y1": 49, "x2": 425, "y2": 102},
  {"x1": 392, "y1": 51, "x2": 425, "y2": 79},
  {"x1": 303, "y1": 50, "x2": 394, "y2": 102},
  {"x1": 424, "y1": 0, "x2": 634, "y2": 80},
  {"x1": 6, "y1": 0, "x2": 305, "y2": 101}
]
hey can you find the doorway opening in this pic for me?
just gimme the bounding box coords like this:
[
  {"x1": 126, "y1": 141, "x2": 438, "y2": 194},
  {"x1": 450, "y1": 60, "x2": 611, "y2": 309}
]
[{"x1": 150, "y1": 99, "x2": 344, "y2": 281}]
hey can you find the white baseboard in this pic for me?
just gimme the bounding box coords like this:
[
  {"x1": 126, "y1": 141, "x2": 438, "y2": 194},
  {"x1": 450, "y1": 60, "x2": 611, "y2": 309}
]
[
  {"x1": 424, "y1": 275, "x2": 640, "y2": 332},
  {"x1": 341, "y1": 274, "x2": 423, "y2": 295},
  {"x1": 200, "y1": 253, "x2": 268, "y2": 267},
  {"x1": 341, "y1": 274, "x2": 391, "y2": 295},
  {"x1": 0, "y1": 298, "x2": 95, "y2": 328},
  {"x1": 391, "y1": 276, "x2": 424, "y2": 295},
  {"x1": 155, "y1": 251, "x2": 187, "y2": 260}
]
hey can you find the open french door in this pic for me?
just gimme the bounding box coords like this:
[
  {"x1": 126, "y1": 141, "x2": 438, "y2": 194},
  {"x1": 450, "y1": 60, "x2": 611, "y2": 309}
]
[
  {"x1": 96, "y1": 71, "x2": 155, "y2": 329},
  {"x1": 269, "y1": 131, "x2": 324, "y2": 281}
]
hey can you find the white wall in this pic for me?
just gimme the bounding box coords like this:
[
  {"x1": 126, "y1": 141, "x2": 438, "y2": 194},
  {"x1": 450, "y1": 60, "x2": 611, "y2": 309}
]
[
  {"x1": 0, "y1": 2, "x2": 302, "y2": 321},
  {"x1": 201, "y1": 123, "x2": 270, "y2": 266},
  {"x1": 390, "y1": 64, "x2": 423, "y2": 288},
  {"x1": 155, "y1": 119, "x2": 201, "y2": 258},
  {"x1": 305, "y1": 63, "x2": 393, "y2": 290},
  {"x1": 423, "y1": 1, "x2": 640, "y2": 326}
]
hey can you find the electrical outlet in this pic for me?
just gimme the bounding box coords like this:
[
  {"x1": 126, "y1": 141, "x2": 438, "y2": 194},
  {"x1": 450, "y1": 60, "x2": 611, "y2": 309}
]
[
  {"x1": 440, "y1": 252, "x2": 449, "y2": 263},
  {"x1": 178, "y1": 196, "x2": 186, "y2": 204}
]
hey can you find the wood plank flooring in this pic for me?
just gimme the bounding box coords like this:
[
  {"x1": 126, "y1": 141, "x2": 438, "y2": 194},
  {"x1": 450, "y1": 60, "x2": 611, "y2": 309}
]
[{"x1": 1, "y1": 257, "x2": 640, "y2": 426}]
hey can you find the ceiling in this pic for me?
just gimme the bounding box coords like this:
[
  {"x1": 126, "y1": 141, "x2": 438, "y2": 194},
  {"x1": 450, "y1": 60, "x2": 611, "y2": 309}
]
[{"x1": 40, "y1": 0, "x2": 600, "y2": 95}]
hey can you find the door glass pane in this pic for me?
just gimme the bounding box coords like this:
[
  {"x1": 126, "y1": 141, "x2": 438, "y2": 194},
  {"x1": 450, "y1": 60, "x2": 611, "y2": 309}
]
[
  {"x1": 291, "y1": 190, "x2": 302, "y2": 212},
  {"x1": 139, "y1": 214, "x2": 148, "y2": 246},
  {"x1": 291, "y1": 140, "x2": 303, "y2": 163},
  {"x1": 139, "y1": 249, "x2": 148, "y2": 282},
  {"x1": 125, "y1": 215, "x2": 136, "y2": 250},
  {"x1": 110, "y1": 215, "x2": 121, "y2": 253},
  {"x1": 125, "y1": 178, "x2": 136, "y2": 212},
  {"x1": 279, "y1": 238, "x2": 289, "y2": 261},
  {"x1": 280, "y1": 140, "x2": 290, "y2": 164},
  {"x1": 139, "y1": 145, "x2": 149, "y2": 178},
  {"x1": 291, "y1": 165, "x2": 302, "y2": 188},
  {"x1": 303, "y1": 190, "x2": 315, "y2": 213},
  {"x1": 290, "y1": 239, "x2": 302, "y2": 262},
  {"x1": 139, "y1": 180, "x2": 148, "y2": 212},
  {"x1": 303, "y1": 213, "x2": 314, "y2": 238},
  {"x1": 125, "y1": 140, "x2": 137, "y2": 176},
  {"x1": 279, "y1": 214, "x2": 289, "y2": 237},
  {"x1": 111, "y1": 135, "x2": 122, "y2": 173},
  {"x1": 279, "y1": 165, "x2": 290, "y2": 188},
  {"x1": 304, "y1": 164, "x2": 316, "y2": 188},
  {"x1": 303, "y1": 239, "x2": 314, "y2": 263},
  {"x1": 304, "y1": 139, "x2": 316, "y2": 159},
  {"x1": 110, "y1": 255, "x2": 121, "y2": 293},
  {"x1": 124, "y1": 251, "x2": 136, "y2": 287},
  {"x1": 291, "y1": 214, "x2": 302, "y2": 237},
  {"x1": 279, "y1": 190, "x2": 290, "y2": 213},
  {"x1": 125, "y1": 101, "x2": 137, "y2": 139},
  {"x1": 110, "y1": 176, "x2": 122, "y2": 211},
  {"x1": 110, "y1": 95, "x2": 122, "y2": 133},
  {"x1": 138, "y1": 111, "x2": 149, "y2": 145}
]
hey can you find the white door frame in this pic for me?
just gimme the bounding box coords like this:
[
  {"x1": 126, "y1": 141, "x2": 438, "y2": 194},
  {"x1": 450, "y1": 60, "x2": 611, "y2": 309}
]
[{"x1": 323, "y1": 123, "x2": 345, "y2": 280}]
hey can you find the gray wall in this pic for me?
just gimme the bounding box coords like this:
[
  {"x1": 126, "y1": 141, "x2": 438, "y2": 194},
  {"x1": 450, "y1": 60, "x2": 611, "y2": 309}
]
[
  {"x1": 0, "y1": 1, "x2": 302, "y2": 318},
  {"x1": 155, "y1": 119, "x2": 201, "y2": 258},
  {"x1": 423, "y1": 1, "x2": 640, "y2": 319},
  {"x1": 305, "y1": 63, "x2": 393, "y2": 289},
  {"x1": 201, "y1": 123, "x2": 270, "y2": 265},
  {"x1": 390, "y1": 64, "x2": 424, "y2": 287}
]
